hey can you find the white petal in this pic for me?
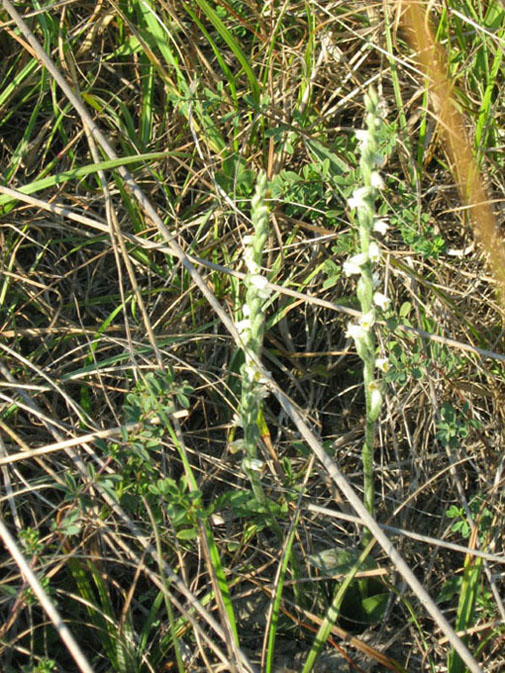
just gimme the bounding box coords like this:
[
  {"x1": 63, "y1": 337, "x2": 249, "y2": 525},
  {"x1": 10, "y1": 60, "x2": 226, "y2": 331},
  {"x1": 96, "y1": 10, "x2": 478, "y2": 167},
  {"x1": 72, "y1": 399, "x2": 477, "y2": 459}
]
[
  {"x1": 373, "y1": 218, "x2": 389, "y2": 235},
  {"x1": 343, "y1": 252, "x2": 367, "y2": 276},
  {"x1": 249, "y1": 273, "x2": 268, "y2": 289},
  {"x1": 346, "y1": 323, "x2": 367, "y2": 340},
  {"x1": 248, "y1": 273, "x2": 271, "y2": 298},
  {"x1": 371, "y1": 171, "x2": 385, "y2": 189},
  {"x1": 244, "y1": 247, "x2": 260, "y2": 274},
  {"x1": 368, "y1": 242, "x2": 381, "y2": 262},
  {"x1": 242, "y1": 362, "x2": 260, "y2": 381},
  {"x1": 347, "y1": 186, "x2": 371, "y2": 209},
  {"x1": 231, "y1": 412, "x2": 243, "y2": 427},
  {"x1": 347, "y1": 196, "x2": 362, "y2": 209},
  {"x1": 360, "y1": 311, "x2": 375, "y2": 329},
  {"x1": 235, "y1": 318, "x2": 251, "y2": 335},
  {"x1": 373, "y1": 292, "x2": 391, "y2": 310},
  {"x1": 375, "y1": 357, "x2": 389, "y2": 373},
  {"x1": 242, "y1": 457, "x2": 264, "y2": 472},
  {"x1": 368, "y1": 382, "x2": 383, "y2": 421}
]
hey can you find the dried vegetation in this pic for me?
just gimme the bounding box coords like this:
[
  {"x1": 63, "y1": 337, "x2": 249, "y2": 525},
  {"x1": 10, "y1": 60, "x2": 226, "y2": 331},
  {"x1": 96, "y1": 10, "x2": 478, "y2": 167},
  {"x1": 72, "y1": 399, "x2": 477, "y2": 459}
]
[{"x1": 1, "y1": 1, "x2": 505, "y2": 672}]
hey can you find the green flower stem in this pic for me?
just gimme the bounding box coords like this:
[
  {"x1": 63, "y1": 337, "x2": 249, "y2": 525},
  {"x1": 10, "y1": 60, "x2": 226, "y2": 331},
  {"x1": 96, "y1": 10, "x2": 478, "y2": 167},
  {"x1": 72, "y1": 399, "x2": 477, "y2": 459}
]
[
  {"x1": 238, "y1": 171, "x2": 271, "y2": 505},
  {"x1": 363, "y1": 359, "x2": 376, "y2": 518},
  {"x1": 346, "y1": 88, "x2": 386, "y2": 545},
  {"x1": 237, "y1": 179, "x2": 305, "y2": 614}
]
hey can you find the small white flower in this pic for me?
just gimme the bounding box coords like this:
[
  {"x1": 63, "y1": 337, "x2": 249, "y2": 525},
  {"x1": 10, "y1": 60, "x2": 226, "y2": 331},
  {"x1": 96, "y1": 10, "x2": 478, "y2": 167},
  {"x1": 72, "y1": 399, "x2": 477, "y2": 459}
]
[
  {"x1": 231, "y1": 412, "x2": 243, "y2": 427},
  {"x1": 368, "y1": 241, "x2": 381, "y2": 262},
  {"x1": 371, "y1": 171, "x2": 385, "y2": 189},
  {"x1": 346, "y1": 323, "x2": 367, "y2": 340},
  {"x1": 360, "y1": 311, "x2": 375, "y2": 329},
  {"x1": 242, "y1": 457, "x2": 264, "y2": 472},
  {"x1": 373, "y1": 292, "x2": 391, "y2": 310},
  {"x1": 368, "y1": 380, "x2": 383, "y2": 421},
  {"x1": 241, "y1": 360, "x2": 271, "y2": 386},
  {"x1": 375, "y1": 357, "x2": 389, "y2": 373},
  {"x1": 248, "y1": 274, "x2": 271, "y2": 298},
  {"x1": 347, "y1": 186, "x2": 371, "y2": 209},
  {"x1": 242, "y1": 362, "x2": 260, "y2": 382},
  {"x1": 256, "y1": 383, "x2": 270, "y2": 399},
  {"x1": 242, "y1": 235, "x2": 254, "y2": 246},
  {"x1": 242, "y1": 304, "x2": 251, "y2": 317},
  {"x1": 373, "y1": 218, "x2": 389, "y2": 235},
  {"x1": 235, "y1": 318, "x2": 251, "y2": 337},
  {"x1": 343, "y1": 252, "x2": 367, "y2": 276},
  {"x1": 249, "y1": 273, "x2": 268, "y2": 289},
  {"x1": 347, "y1": 196, "x2": 362, "y2": 210},
  {"x1": 230, "y1": 438, "x2": 246, "y2": 453},
  {"x1": 355, "y1": 129, "x2": 369, "y2": 144},
  {"x1": 244, "y1": 247, "x2": 260, "y2": 274}
]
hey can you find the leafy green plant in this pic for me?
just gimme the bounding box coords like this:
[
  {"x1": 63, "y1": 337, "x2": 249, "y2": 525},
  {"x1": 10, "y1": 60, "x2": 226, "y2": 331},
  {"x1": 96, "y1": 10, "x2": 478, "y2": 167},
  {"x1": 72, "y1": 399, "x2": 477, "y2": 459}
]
[
  {"x1": 123, "y1": 369, "x2": 193, "y2": 425},
  {"x1": 308, "y1": 546, "x2": 388, "y2": 627},
  {"x1": 148, "y1": 475, "x2": 205, "y2": 541},
  {"x1": 443, "y1": 493, "x2": 496, "y2": 673},
  {"x1": 389, "y1": 186, "x2": 446, "y2": 258},
  {"x1": 269, "y1": 161, "x2": 347, "y2": 228},
  {"x1": 214, "y1": 487, "x2": 289, "y2": 533},
  {"x1": 446, "y1": 496, "x2": 494, "y2": 543},
  {"x1": 436, "y1": 402, "x2": 481, "y2": 449},
  {"x1": 18, "y1": 527, "x2": 44, "y2": 556},
  {"x1": 22, "y1": 658, "x2": 57, "y2": 673},
  {"x1": 385, "y1": 337, "x2": 425, "y2": 385}
]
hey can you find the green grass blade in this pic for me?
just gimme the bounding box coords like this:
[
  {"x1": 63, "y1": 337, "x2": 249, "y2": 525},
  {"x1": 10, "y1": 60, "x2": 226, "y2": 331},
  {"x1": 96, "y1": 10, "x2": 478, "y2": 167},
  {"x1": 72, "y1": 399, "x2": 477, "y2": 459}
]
[
  {"x1": 0, "y1": 151, "x2": 185, "y2": 208},
  {"x1": 164, "y1": 420, "x2": 239, "y2": 643},
  {"x1": 264, "y1": 509, "x2": 300, "y2": 673},
  {"x1": 192, "y1": 0, "x2": 260, "y2": 104},
  {"x1": 447, "y1": 555, "x2": 483, "y2": 673}
]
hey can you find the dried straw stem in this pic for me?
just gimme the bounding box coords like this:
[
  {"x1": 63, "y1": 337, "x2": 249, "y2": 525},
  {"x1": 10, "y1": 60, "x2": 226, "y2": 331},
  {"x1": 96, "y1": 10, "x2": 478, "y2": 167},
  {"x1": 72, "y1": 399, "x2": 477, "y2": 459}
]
[{"x1": 401, "y1": 0, "x2": 505, "y2": 306}]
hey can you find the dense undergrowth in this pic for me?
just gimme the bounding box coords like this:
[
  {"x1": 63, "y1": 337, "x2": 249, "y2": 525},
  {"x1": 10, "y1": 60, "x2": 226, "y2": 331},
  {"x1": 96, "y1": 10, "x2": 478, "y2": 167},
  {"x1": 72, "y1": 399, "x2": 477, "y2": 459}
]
[{"x1": 1, "y1": 1, "x2": 505, "y2": 672}]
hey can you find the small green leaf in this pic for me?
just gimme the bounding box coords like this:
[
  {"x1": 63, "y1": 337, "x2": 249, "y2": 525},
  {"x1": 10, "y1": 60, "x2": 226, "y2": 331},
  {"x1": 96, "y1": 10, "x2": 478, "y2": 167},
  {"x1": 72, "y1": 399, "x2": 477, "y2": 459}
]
[
  {"x1": 57, "y1": 509, "x2": 82, "y2": 537},
  {"x1": 176, "y1": 527, "x2": 199, "y2": 540},
  {"x1": 360, "y1": 592, "x2": 389, "y2": 622}
]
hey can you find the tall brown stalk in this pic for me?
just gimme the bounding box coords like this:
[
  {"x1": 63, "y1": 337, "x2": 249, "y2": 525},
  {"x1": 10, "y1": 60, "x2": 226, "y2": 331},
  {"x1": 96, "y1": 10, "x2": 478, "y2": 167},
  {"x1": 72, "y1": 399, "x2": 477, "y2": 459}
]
[{"x1": 401, "y1": 0, "x2": 505, "y2": 306}]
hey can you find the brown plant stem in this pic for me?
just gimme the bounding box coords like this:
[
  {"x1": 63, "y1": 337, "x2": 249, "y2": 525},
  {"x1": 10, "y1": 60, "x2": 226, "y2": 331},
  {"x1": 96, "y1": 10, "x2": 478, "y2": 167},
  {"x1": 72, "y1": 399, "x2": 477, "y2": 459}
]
[{"x1": 401, "y1": 0, "x2": 505, "y2": 306}]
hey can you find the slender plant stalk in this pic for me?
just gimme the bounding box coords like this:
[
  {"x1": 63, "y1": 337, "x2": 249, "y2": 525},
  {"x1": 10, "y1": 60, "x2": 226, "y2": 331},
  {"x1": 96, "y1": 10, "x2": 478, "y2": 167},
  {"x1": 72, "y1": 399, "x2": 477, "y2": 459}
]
[
  {"x1": 237, "y1": 171, "x2": 272, "y2": 504},
  {"x1": 344, "y1": 88, "x2": 389, "y2": 544}
]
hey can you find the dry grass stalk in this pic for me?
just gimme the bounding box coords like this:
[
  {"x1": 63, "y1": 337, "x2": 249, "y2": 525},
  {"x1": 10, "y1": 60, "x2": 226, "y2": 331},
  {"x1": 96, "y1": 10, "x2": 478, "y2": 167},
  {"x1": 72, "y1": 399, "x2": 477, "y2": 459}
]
[{"x1": 401, "y1": 0, "x2": 505, "y2": 306}]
